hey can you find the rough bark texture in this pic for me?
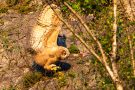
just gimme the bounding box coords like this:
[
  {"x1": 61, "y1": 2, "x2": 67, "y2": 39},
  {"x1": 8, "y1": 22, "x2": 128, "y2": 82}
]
[{"x1": 111, "y1": 0, "x2": 123, "y2": 89}]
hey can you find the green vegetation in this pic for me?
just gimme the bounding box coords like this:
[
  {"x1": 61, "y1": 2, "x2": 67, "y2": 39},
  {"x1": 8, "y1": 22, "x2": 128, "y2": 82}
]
[
  {"x1": 0, "y1": 8, "x2": 8, "y2": 13},
  {"x1": 4, "y1": 0, "x2": 39, "y2": 14},
  {"x1": 18, "y1": 5, "x2": 31, "y2": 14},
  {"x1": 58, "y1": 74, "x2": 67, "y2": 87},
  {"x1": 68, "y1": 44, "x2": 80, "y2": 54},
  {"x1": 0, "y1": 30, "x2": 10, "y2": 49},
  {"x1": 6, "y1": 0, "x2": 31, "y2": 7},
  {"x1": 61, "y1": 0, "x2": 111, "y2": 14},
  {"x1": 6, "y1": 0, "x2": 19, "y2": 7},
  {"x1": 60, "y1": 0, "x2": 134, "y2": 89},
  {"x1": 22, "y1": 72, "x2": 42, "y2": 88},
  {"x1": 0, "y1": 19, "x2": 4, "y2": 25},
  {"x1": 0, "y1": 0, "x2": 134, "y2": 89},
  {"x1": 17, "y1": 0, "x2": 33, "y2": 14},
  {"x1": 68, "y1": 71, "x2": 76, "y2": 78}
]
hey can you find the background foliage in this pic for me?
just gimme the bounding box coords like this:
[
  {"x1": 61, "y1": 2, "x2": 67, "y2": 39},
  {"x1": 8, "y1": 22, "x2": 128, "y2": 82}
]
[{"x1": 0, "y1": 0, "x2": 135, "y2": 89}]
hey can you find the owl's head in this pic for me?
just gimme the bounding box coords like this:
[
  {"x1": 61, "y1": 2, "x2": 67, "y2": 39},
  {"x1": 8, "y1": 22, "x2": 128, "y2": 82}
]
[{"x1": 58, "y1": 46, "x2": 70, "y2": 60}]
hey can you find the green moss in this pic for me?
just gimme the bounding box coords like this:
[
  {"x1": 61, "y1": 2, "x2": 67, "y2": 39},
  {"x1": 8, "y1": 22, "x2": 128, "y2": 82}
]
[
  {"x1": 18, "y1": 5, "x2": 30, "y2": 14},
  {"x1": 0, "y1": 8, "x2": 8, "y2": 13},
  {"x1": 58, "y1": 75, "x2": 67, "y2": 87},
  {"x1": 24, "y1": 0, "x2": 32, "y2": 5},
  {"x1": 68, "y1": 44, "x2": 80, "y2": 54},
  {"x1": 22, "y1": 72, "x2": 42, "y2": 88},
  {"x1": 0, "y1": 19, "x2": 4, "y2": 25},
  {"x1": 6, "y1": 0, "x2": 19, "y2": 7},
  {"x1": 0, "y1": 30, "x2": 10, "y2": 49},
  {"x1": 68, "y1": 71, "x2": 76, "y2": 78},
  {"x1": 5, "y1": 0, "x2": 33, "y2": 14}
]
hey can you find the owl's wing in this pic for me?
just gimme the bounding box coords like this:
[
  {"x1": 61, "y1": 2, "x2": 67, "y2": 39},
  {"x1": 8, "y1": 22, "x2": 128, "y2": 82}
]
[
  {"x1": 38, "y1": 4, "x2": 62, "y2": 48},
  {"x1": 44, "y1": 11, "x2": 62, "y2": 47},
  {"x1": 44, "y1": 28, "x2": 60, "y2": 47}
]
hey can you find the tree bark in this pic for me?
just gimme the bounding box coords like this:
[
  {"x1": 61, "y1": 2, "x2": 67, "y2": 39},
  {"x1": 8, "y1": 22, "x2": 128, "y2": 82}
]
[
  {"x1": 110, "y1": 0, "x2": 123, "y2": 89},
  {"x1": 115, "y1": 82, "x2": 124, "y2": 90},
  {"x1": 111, "y1": 0, "x2": 118, "y2": 75}
]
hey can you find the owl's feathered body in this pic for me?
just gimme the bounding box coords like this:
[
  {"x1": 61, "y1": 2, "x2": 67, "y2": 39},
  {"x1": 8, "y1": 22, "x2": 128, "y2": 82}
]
[{"x1": 30, "y1": 4, "x2": 70, "y2": 70}]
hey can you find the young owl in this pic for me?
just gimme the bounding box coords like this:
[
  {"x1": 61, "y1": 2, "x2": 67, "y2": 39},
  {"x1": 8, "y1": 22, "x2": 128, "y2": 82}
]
[{"x1": 30, "y1": 4, "x2": 70, "y2": 70}]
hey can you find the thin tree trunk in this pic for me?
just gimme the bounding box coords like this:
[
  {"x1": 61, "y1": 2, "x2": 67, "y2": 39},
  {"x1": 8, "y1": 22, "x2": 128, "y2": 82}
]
[
  {"x1": 111, "y1": 0, "x2": 118, "y2": 74},
  {"x1": 115, "y1": 82, "x2": 124, "y2": 90},
  {"x1": 127, "y1": 28, "x2": 135, "y2": 75},
  {"x1": 111, "y1": 0, "x2": 123, "y2": 89},
  {"x1": 47, "y1": 0, "x2": 124, "y2": 89}
]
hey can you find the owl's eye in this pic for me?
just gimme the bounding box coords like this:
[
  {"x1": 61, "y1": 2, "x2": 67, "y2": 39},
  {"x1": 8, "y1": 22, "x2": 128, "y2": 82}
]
[{"x1": 62, "y1": 50, "x2": 66, "y2": 55}]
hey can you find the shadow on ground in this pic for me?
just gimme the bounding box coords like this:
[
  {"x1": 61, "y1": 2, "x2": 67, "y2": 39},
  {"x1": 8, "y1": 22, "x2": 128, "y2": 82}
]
[{"x1": 32, "y1": 61, "x2": 71, "y2": 77}]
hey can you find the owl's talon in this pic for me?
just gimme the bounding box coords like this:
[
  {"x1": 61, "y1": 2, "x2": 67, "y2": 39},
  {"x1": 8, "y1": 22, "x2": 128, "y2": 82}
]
[
  {"x1": 51, "y1": 66, "x2": 61, "y2": 71},
  {"x1": 50, "y1": 64, "x2": 56, "y2": 67}
]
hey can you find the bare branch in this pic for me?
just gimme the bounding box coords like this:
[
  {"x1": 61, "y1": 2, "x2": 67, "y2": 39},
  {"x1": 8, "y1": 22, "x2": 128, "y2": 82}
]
[
  {"x1": 46, "y1": 1, "x2": 124, "y2": 89},
  {"x1": 111, "y1": 0, "x2": 118, "y2": 73},
  {"x1": 110, "y1": 0, "x2": 123, "y2": 89},
  {"x1": 62, "y1": 2, "x2": 120, "y2": 83},
  {"x1": 63, "y1": 2, "x2": 107, "y2": 61},
  {"x1": 127, "y1": 28, "x2": 135, "y2": 75},
  {"x1": 48, "y1": 1, "x2": 116, "y2": 85},
  {"x1": 48, "y1": 5, "x2": 102, "y2": 62}
]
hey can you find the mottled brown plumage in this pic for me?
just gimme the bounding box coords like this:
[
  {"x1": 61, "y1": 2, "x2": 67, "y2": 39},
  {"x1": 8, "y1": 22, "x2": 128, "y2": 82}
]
[{"x1": 30, "y1": 4, "x2": 69, "y2": 70}]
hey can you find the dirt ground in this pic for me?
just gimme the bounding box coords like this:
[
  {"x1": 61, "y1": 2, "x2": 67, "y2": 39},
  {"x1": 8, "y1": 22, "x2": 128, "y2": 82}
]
[{"x1": 0, "y1": 4, "x2": 102, "y2": 90}]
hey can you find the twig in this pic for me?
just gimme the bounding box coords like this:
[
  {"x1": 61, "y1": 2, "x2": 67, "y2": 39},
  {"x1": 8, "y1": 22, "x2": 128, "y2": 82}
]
[
  {"x1": 46, "y1": 2, "x2": 102, "y2": 62},
  {"x1": 63, "y1": 2, "x2": 107, "y2": 61},
  {"x1": 127, "y1": 28, "x2": 135, "y2": 75},
  {"x1": 62, "y1": 2, "x2": 118, "y2": 81},
  {"x1": 48, "y1": 2, "x2": 117, "y2": 83},
  {"x1": 46, "y1": 1, "x2": 124, "y2": 89}
]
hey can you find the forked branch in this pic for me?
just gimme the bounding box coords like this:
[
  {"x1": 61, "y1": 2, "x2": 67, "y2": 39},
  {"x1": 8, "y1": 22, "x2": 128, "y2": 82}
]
[
  {"x1": 63, "y1": 2, "x2": 107, "y2": 61},
  {"x1": 47, "y1": 4, "x2": 102, "y2": 62},
  {"x1": 46, "y1": 0, "x2": 124, "y2": 89}
]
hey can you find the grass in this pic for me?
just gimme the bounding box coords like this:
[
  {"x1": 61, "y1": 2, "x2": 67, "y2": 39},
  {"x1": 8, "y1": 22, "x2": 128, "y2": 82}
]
[
  {"x1": 0, "y1": 8, "x2": 8, "y2": 13},
  {"x1": 68, "y1": 71, "x2": 76, "y2": 78},
  {"x1": 22, "y1": 72, "x2": 43, "y2": 88},
  {"x1": 18, "y1": 5, "x2": 31, "y2": 14},
  {"x1": 0, "y1": 19, "x2": 4, "y2": 24},
  {"x1": 5, "y1": 0, "x2": 35, "y2": 14},
  {"x1": 68, "y1": 44, "x2": 80, "y2": 54},
  {"x1": 6, "y1": 0, "x2": 19, "y2": 7},
  {"x1": 58, "y1": 75, "x2": 67, "y2": 87}
]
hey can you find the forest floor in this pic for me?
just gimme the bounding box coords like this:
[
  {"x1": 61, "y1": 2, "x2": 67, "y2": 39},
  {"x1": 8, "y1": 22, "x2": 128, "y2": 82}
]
[{"x1": 0, "y1": 7, "x2": 105, "y2": 90}]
